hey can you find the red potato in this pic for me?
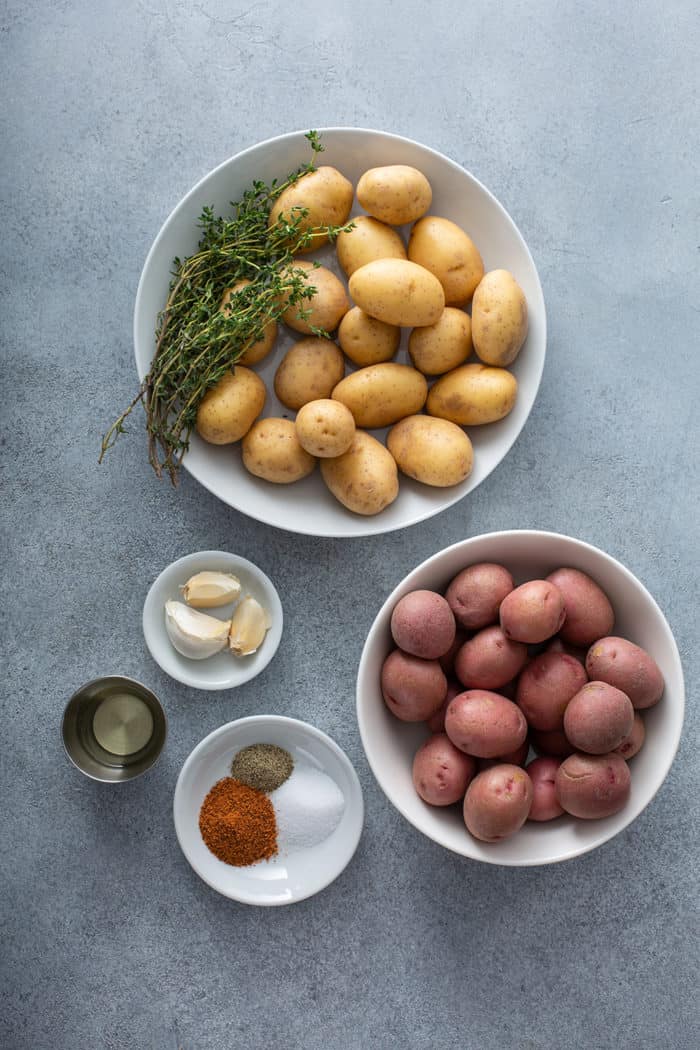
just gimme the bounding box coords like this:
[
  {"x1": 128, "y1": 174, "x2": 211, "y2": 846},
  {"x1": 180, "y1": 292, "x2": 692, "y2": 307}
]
[
  {"x1": 391, "y1": 589, "x2": 456, "y2": 660},
  {"x1": 445, "y1": 563, "x2": 514, "y2": 630},
  {"x1": 546, "y1": 635, "x2": 587, "y2": 665},
  {"x1": 412, "y1": 733, "x2": 476, "y2": 806},
  {"x1": 586, "y1": 637, "x2": 664, "y2": 710},
  {"x1": 381, "y1": 649, "x2": 447, "y2": 722},
  {"x1": 445, "y1": 690, "x2": 528, "y2": 758},
  {"x1": 454, "y1": 626, "x2": 528, "y2": 690},
  {"x1": 526, "y1": 757, "x2": 564, "y2": 821},
  {"x1": 563, "y1": 681, "x2": 634, "y2": 754},
  {"x1": 476, "y1": 738, "x2": 530, "y2": 771},
  {"x1": 463, "y1": 765, "x2": 534, "y2": 841},
  {"x1": 516, "y1": 652, "x2": 588, "y2": 730},
  {"x1": 439, "y1": 628, "x2": 469, "y2": 676},
  {"x1": 555, "y1": 752, "x2": 631, "y2": 819},
  {"x1": 614, "y1": 712, "x2": 646, "y2": 760},
  {"x1": 426, "y1": 680, "x2": 461, "y2": 733},
  {"x1": 530, "y1": 727, "x2": 575, "y2": 758},
  {"x1": 500, "y1": 580, "x2": 566, "y2": 644},
  {"x1": 546, "y1": 567, "x2": 615, "y2": 648}
]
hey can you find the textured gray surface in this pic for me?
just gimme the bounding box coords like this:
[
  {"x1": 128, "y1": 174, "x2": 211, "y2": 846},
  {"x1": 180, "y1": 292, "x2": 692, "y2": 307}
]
[{"x1": 1, "y1": 1, "x2": 699, "y2": 1048}]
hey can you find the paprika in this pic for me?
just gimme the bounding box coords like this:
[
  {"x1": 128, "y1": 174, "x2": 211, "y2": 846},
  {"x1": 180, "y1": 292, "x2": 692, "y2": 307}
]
[{"x1": 199, "y1": 777, "x2": 277, "y2": 866}]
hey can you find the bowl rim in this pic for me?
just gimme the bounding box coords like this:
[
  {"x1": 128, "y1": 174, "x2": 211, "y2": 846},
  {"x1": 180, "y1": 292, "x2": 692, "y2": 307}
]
[
  {"x1": 356, "y1": 529, "x2": 685, "y2": 866},
  {"x1": 133, "y1": 126, "x2": 547, "y2": 538},
  {"x1": 173, "y1": 714, "x2": 365, "y2": 905}
]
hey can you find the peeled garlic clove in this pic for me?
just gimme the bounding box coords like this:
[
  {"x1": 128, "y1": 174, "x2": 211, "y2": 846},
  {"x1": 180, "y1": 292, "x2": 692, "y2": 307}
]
[
  {"x1": 164, "y1": 601, "x2": 230, "y2": 660},
  {"x1": 181, "y1": 571, "x2": 241, "y2": 608},
  {"x1": 228, "y1": 596, "x2": 271, "y2": 657}
]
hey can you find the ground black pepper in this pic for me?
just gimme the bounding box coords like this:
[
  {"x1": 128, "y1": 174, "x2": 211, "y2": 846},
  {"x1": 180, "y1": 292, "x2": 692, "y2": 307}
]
[{"x1": 230, "y1": 743, "x2": 293, "y2": 793}]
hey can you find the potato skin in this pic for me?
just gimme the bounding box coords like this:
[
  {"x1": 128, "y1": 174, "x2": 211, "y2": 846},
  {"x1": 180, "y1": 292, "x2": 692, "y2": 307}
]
[
  {"x1": 555, "y1": 752, "x2": 631, "y2": 819},
  {"x1": 387, "y1": 415, "x2": 473, "y2": 488},
  {"x1": 391, "y1": 590, "x2": 456, "y2": 660},
  {"x1": 268, "y1": 166, "x2": 353, "y2": 253},
  {"x1": 500, "y1": 580, "x2": 566, "y2": 644},
  {"x1": 337, "y1": 307, "x2": 400, "y2": 366},
  {"x1": 426, "y1": 680, "x2": 462, "y2": 733},
  {"x1": 614, "y1": 712, "x2": 646, "y2": 760},
  {"x1": 195, "y1": 367, "x2": 266, "y2": 445},
  {"x1": 530, "y1": 727, "x2": 575, "y2": 758},
  {"x1": 445, "y1": 690, "x2": 528, "y2": 759},
  {"x1": 526, "y1": 757, "x2": 564, "y2": 822},
  {"x1": 445, "y1": 563, "x2": 514, "y2": 630},
  {"x1": 220, "y1": 281, "x2": 277, "y2": 366},
  {"x1": 516, "y1": 652, "x2": 588, "y2": 730},
  {"x1": 381, "y1": 649, "x2": 447, "y2": 722},
  {"x1": 320, "y1": 430, "x2": 399, "y2": 516},
  {"x1": 412, "y1": 733, "x2": 476, "y2": 806},
  {"x1": 241, "y1": 417, "x2": 316, "y2": 484},
  {"x1": 408, "y1": 216, "x2": 484, "y2": 306},
  {"x1": 454, "y1": 626, "x2": 528, "y2": 690},
  {"x1": 279, "y1": 260, "x2": 349, "y2": 333},
  {"x1": 294, "y1": 399, "x2": 355, "y2": 458},
  {"x1": 476, "y1": 738, "x2": 530, "y2": 771},
  {"x1": 408, "y1": 308, "x2": 473, "y2": 375},
  {"x1": 274, "y1": 337, "x2": 345, "y2": 411},
  {"x1": 356, "y1": 165, "x2": 432, "y2": 226},
  {"x1": 438, "y1": 630, "x2": 470, "y2": 678},
  {"x1": 349, "y1": 259, "x2": 445, "y2": 328},
  {"x1": 585, "y1": 637, "x2": 664, "y2": 710},
  {"x1": 463, "y1": 765, "x2": 533, "y2": 841},
  {"x1": 546, "y1": 635, "x2": 588, "y2": 665},
  {"x1": 563, "y1": 682, "x2": 634, "y2": 754},
  {"x1": 426, "y1": 363, "x2": 517, "y2": 425},
  {"x1": 336, "y1": 215, "x2": 406, "y2": 277},
  {"x1": 332, "y1": 363, "x2": 427, "y2": 429},
  {"x1": 471, "y1": 269, "x2": 528, "y2": 367},
  {"x1": 546, "y1": 568, "x2": 615, "y2": 648}
]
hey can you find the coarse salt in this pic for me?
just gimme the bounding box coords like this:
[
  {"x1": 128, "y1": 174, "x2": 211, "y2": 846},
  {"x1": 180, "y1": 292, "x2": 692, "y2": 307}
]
[{"x1": 271, "y1": 761, "x2": 345, "y2": 854}]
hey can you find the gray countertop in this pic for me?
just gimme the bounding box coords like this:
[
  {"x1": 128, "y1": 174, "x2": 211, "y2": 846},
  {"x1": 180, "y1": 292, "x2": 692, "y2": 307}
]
[{"x1": 2, "y1": 2, "x2": 698, "y2": 1048}]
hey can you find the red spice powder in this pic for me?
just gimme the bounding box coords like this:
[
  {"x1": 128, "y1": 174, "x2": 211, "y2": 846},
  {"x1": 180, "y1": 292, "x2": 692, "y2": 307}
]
[{"x1": 199, "y1": 777, "x2": 278, "y2": 867}]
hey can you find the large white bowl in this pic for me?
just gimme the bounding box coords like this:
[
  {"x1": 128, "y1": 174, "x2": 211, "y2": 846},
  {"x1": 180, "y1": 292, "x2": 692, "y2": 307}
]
[
  {"x1": 356, "y1": 531, "x2": 684, "y2": 866},
  {"x1": 134, "y1": 128, "x2": 546, "y2": 537}
]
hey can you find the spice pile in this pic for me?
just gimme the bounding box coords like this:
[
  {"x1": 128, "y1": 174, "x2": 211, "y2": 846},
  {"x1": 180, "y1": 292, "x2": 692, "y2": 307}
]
[{"x1": 198, "y1": 743, "x2": 345, "y2": 867}]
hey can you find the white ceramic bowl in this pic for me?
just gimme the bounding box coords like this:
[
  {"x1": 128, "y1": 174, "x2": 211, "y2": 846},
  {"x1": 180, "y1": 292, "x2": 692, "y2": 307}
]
[
  {"x1": 173, "y1": 715, "x2": 364, "y2": 905},
  {"x1": 134, "y1": 127, "x2": 546, "y2": 537},
  {"x1": 357, "y1": 531, "x2": 684, "y2": 866},
  {"x1": 142, "y1": 550, "x2": 283, "y2": 690}
]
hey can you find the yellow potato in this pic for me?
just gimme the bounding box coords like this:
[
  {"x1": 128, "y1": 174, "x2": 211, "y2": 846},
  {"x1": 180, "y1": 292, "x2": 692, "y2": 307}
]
[
  {"x1": 279, "y1": 259, "x2": 349, "y2": 334},
  {"x1": 295, "y1": 399, "x2": 356, "y2": 458},
  {"x1": 471, "y1": 269, "x2": 528, "y2": 366},
  {"x1": 387, "y1": 415, "x2": 474, "y2": 487},
  {"x1": 337, "y1": 307, "x2": 400, "y2": 366},
  {"x1": 195, "y1": 367, "x2": 266, "y2": 445},
  {"x1": 427, "y1": 363, "x2": 517, "y2": 425},
  {"x1": 268, "y1": 166, "x2": 353, "y2": 253},
  {"x1": 274, "y1": 337, "x2": 345, "y2": 411},
  {"x1": 332, "y1": 363, "x2": 428, "y2": 429},
  {"x1": 356, "y1": 165, "x2": 432, "y2": 226},
  {"x1": 336, "y1": 216, "x2": 406, "y2": 277},
  {"x1": 220, "y1": 280, "x2": 277, "y2": 366},
  {"x1": 242, "y1": 418, "x2": 316, "y2": 484},
  {"x1": 320, "y1": 431, "x2": 399, "y2": 515},
  {"x1": 408, "y1": 308, "x2": 472, "y2": 375},
  {"x1": 408, "y1": 217, "x2": 484, "y2": 306},
  {"x1": 349, "y1": 259, "x2": 445, "y2": 327}
]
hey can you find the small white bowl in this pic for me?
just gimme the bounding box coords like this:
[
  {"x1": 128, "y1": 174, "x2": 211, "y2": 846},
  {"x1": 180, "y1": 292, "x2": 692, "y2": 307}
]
[
  {"x1": 142, "y1": 550, "x2": 283, "y2": 690},
  {"x1": 357, "y1": 530, "x2": 685, "y2": 866},
  {"x1": 173, "y1": 715, "x2": 364, "y2": 905}
]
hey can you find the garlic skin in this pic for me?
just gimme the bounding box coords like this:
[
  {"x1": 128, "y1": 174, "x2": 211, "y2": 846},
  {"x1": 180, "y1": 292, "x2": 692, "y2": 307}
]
[
  {"x1": 228, "y1": 596, "x2": 271, "y2": 657},
  {"x1": 181, "y1": 571, "x2": 241, "y2": 608},
  {"x1": 164, "y1": 601, "x2": 231, "y2": 660}
]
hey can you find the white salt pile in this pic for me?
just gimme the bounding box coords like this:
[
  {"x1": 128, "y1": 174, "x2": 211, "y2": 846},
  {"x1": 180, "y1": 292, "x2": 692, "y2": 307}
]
[{"x1": 271, "y1": 760, "x2": 345, "y2": 853}]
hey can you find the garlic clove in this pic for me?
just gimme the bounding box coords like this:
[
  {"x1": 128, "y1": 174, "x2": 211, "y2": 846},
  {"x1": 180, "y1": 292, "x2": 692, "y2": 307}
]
[
  {"x1": 181, "y1": 571, "x2": 241, "y2": 608},
  {"x1": 228, "y1": 596, "x2": 271, "y2": 657},
  {"x1": 164, "y1": 600, "x2": 231, "y2": 660}
]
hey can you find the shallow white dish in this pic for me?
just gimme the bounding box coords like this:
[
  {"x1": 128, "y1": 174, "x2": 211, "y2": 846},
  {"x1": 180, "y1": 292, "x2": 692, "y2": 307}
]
[
  {"x1": 134, "y1": 127, "x2": 546, "y2": 537},
  {"x1": 174, "y1": 715, "x2": 364, "y2": 905},
  {"x1": 142, "y1": 550, "x2": 282, "y2": 690},
  {"x1": 357, "y1": 530, "x2": 685, "y2": 866}
]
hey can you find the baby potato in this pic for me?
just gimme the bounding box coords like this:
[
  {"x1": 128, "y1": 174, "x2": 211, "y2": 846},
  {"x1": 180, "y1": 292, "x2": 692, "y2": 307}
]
[
  {"x1": 408, "y1": 308, "x2": 473, "y2": 375},
  {"x1": 516, "y1": 652, "x2": 588, "y2": 731},
  {"x1": 349, "y1": 258, "x2": 445, "y2": 328},
  {"x1": 555, "y1": 752, "x2": 631, "y2": 819},
  {"x1": 320, "y1": 430, "x2": 399, "y2": 516},
  {"x1": 336, "y1": 215, "x2": 406, "y2": 277},
  {"x1": 546, "y1": 635, "x2": 587, "y2": 665},
  {"x1": 337, "y1": 307, "x2": 400, "y2": 366},
  {"x1": 408, "y1": 216, "x2": 484, "y2": 306},
  {"x1": 268, "y1": 166, "x2": 353, "y2": 253},
  {"x1": 546, "y1": 568, "x2": 615, "y2": 648},
  {"x1": 463, "y1": 765, "x2": 533, "y2": 842},
  {"x1": 241, "y1": 417, "x2": 316, "y2": 484},
  {"x1": 279, "y1": 259, "x2": 349, "y2": 334},
  {"x1": 220, "y1": 281, "x2": 277, "y2": 366},
  {"x1": 294, "y1": 399, "x2": 355, "y2": 458},
  {"x1": 445, "y1": 690, "x2": 528, "y2": 759},
  {"x1": 526, "y1": 757, "x2": 564, "y2": 822},
  {"x1": 614, "y1": 712, "x2": 646, "y2": 760},
  {"x1": 563, "y1": 682, "x2": 634, "y2": 754},
  {"x1": 356, "y1": 164, "x2": 432, "y2": 226},
  {"x1": 195, "y1": 366, "x2": 266, "y2": 445},
  {"x1": 387, "y1": 416, "x2": 473, "y2": 488},
  {"x1": 445, "y1": 563, "x2": 514, "y2": 630},
  {"x1": 412, "y1": 733, "x2": 476, "y2": 806},
  {"x1": 471, "y1": 269, "x2": 528, "y2": 367},
  {"x1": 381, "y1": 649, "x2": 447, "y2": 722},
  {"x1": 499, "y1": 580, "x2": 566, "y2": 644},
  {"x1": 332, "y1": 363, "x2": 427, "y2": 429},
  {"x1": 530, "y1": 727, "x2": 575, "y2": 758},
  {"x1": 391, "y1": 589, "x2": 456, "y2": 661},
  {"x1": 274, "y1": 337, "x2": 345, "y2": 411},
  {"x1": 454, "y1": 626, "x2": 528, "y2": 691},
  {"x1": 426, "y1": 363, "x2": 517, "y2": 425},
  {"x1": 585, "y1": 637, "x2": 664, "y2": 710}
]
